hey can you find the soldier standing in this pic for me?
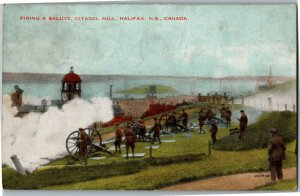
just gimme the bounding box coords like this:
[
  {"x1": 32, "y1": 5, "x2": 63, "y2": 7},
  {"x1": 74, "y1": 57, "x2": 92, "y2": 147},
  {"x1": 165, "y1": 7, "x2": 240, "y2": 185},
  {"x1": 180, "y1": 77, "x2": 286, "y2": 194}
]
[
  {"x1": 138, "y1": 119, "x2": 147, "y2": 141},
  {"x1": 220, "y1": 104, "x2": 226, "y2": 120},
  {"x1": 180, "y1": 109, "x2": 188, "y2": 128},
  {"x1": 124, "y1": 124, "x2": 136, "y2": 157},
  {"x1": 152, "y1": 118, "x2": 161, "y2": 144},
  {"x1": 169, "y1": 112, "x2": 178, "y2": 131},
  {"x1": 206, "y1": 106, "x2": 214, "y2": 124},
  {"x1": 198, "y1": 110, "x2": 206, "y2": 134},
  {"x1": 238, "y1": 110, "x2": 248, "y2": 140},
  {"x1": 225, "y1": 107, "x2": 232, "y2": 127},
  {"x1": 114, "y1": 123, "x2": 123, "y2": 153},
  {"x1": 210, "y1": 122, "x2": 218, "y2": 144},
  {"x1": 79, "y1": 128, "x2": 91, "y2": 165},
  {"x1": 268, "y1": 128, "x2": 286, "y2": 181}
]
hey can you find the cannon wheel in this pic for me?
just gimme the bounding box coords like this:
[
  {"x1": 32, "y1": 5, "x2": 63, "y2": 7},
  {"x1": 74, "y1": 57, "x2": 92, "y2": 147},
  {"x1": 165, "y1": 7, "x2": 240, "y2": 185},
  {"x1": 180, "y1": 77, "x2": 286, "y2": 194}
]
[
  {"x1": 159, "y1": 114, "x2": 172, "y2": 133},
  {"x1": 159, "y1": 113, "x2": 184, "y2": 133},
  {"x1": 66, "y1": 128, "x2": 102, "y2": 159}
]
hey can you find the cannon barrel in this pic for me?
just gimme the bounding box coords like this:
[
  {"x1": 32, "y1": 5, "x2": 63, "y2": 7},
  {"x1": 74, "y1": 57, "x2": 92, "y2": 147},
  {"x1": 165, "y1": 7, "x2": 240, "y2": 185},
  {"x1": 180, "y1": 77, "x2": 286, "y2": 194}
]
[{"x1": 10, "y1": 154, "x2": 28, "y2": 175}]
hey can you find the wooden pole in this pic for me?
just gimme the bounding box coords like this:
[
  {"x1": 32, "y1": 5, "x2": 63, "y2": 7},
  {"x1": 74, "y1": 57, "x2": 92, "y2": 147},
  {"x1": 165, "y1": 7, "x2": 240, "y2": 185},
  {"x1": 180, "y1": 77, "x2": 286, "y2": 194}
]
[
  {"x1": 150, "y1": 145, "x2": 152, "y2": 158},
  {"x1": 126, "y1": 147, "x2": 129, "y2": 159}
]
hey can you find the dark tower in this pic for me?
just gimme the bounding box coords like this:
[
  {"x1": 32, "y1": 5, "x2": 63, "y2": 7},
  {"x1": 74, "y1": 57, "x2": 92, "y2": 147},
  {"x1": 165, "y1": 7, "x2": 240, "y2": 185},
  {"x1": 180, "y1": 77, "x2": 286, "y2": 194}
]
[
  {"x1": 61, "y1": 67, "x2": 82, "y2": 104},
  {"x1": 109, "y1": 85, "x2": 113, "y2": 99}
]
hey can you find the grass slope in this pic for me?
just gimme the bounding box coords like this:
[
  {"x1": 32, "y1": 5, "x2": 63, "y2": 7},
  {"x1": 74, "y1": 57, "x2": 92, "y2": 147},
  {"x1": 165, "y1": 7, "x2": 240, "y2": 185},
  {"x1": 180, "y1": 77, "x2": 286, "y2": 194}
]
[
  {"x1": 3, "y1": 153, "x2": 205, "y2": 189},
  {"x1": 116, "y1": 85, "x2": 177, "y2": 94},
  {"x1": 213, "y1": 111, "x2": 296, "y2": 151},
  {"x1": 43, "y1": 141, "x2": 297, "y2": 190}
]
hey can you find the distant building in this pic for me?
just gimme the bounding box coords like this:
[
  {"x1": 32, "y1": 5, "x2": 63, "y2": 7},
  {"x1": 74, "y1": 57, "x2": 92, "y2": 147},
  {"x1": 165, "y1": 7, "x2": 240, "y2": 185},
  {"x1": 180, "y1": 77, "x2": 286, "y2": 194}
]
[
  {"x1": 198, "y1": 92, "x2": 228, "y2": 104},
  {"x1": 61, "y1": 67, "x2": 82, "y2": 104},
  {"x1": 114, "y1": 95, "x2": 199, "y2": 118},
  {"x1": 256, "y1": 67, "x2": 276, "y2": 92}
]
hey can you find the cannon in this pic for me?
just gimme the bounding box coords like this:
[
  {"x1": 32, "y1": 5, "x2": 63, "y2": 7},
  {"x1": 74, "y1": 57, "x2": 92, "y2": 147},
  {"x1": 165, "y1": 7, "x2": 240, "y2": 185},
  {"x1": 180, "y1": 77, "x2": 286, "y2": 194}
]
[
  {"x1": 66, "y1": 127, "x2": 114, "y2": 159},
  {"x1": 158, "y1": 113, "x2": 191, "y2": 134}
]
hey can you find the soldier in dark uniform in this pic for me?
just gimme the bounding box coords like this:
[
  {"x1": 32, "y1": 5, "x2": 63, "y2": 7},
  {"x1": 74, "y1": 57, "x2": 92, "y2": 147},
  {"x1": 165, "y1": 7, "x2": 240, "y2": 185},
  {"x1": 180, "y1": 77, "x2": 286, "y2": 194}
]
[
  {"x1": 169, "y1": 112, "x2": 178, "y2": 131},
  {"x1": 198, "y1": 110, "x2": 206, "y2": 134},
  {"x1": 180, "y1": 109, "x2": 188, "y2": 128},
  {"x1": 138, "y1": 119, "x2": 147, "y2": 141},
  {"x1": 225, "y1": 107, "x2": 232, "y2": 127},
  {"x1": 114, "y1": 123, "x2": 123, "y2": 153},
  {"x1": 79, "y1": 128, "x2": 91, "y2": 165},
  {"x1": 206, "y1": 106, "x2": 214, "y2": 124},
  {"x1": 268, "y1": 128, "x2": 286, "y2": 181},
  {"x1": 220, "y1": 104, "x2": 226, "y2": 120},
  {"x1": 152, "y1": 118, "x2": 161, "y2": 144},
  {"x1": 238, "y1": 110, "x2": 248, "y2": 140},
  {"x1": 210, "y1": 122, "x2": 218, "y2": 144},
  {"x1": 124, "y1": 125, "x2": 136, "y2": 157}
]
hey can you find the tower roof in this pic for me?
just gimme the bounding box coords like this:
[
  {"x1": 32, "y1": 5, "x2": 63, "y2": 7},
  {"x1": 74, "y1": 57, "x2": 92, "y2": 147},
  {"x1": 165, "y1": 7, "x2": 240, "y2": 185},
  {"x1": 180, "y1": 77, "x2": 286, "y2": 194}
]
[{"x1": 62, "y1": 67, "x2": 82, "y2": 82}]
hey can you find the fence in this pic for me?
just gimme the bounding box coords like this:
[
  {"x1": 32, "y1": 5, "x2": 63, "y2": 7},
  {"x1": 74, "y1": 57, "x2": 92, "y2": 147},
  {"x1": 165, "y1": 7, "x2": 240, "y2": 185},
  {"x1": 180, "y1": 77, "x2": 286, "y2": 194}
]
[{"x1": 234, "y1": 96, "x2": 297, "y2": 112}]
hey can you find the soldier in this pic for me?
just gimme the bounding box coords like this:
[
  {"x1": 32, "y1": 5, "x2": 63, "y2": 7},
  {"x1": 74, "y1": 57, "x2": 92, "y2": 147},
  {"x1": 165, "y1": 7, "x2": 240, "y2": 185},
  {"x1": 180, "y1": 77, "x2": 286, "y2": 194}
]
[
  {"x1": 114, "y1": 123, "x2": 123, "y2": 153},
  {"x1": 169, "y1": 112, "x2": 178, "y2": 131},
  {"x1": 268, "y1": 128, "x2": 286, "y2": 181},
  {"x1": 225, "y1": 107, "x2": 232, "y2": 127},
  {"x1": 209, "y1": 122, "x2": 218, "y2": 144},
  {"x1": 79, "y1": 128, "x2": 91, "y2": 165},
  {"x1": 138, "y1": 118, "x2": 147, "y2": 141},
  {"x1": 206, "y1": 106, "x2": 214, "y2": 124},
  {"x1": 152, "y1": 118, "x2": 161, "y2": 144},
  {"x1": 124, "y1": 124, "x2": 136, "y2": 157},
  {"x1": 238, "y1": 110, "x2": 248, "y2": 140},
  {"x1": 198, "y1": 110, "x2": 206, "y2": 134},
  {"x1": 180, "y1": 109, "x2": 188, "y2": 128},
  {"x1": 220, "y1": 104, "x2": 226, "y2": 120}
]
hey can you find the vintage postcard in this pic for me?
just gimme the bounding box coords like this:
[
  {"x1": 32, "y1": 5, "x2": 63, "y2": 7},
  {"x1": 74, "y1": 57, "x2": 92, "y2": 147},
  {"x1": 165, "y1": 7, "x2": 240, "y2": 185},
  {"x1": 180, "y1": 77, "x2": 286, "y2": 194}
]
[{"x1": 2, "y1": 3, "x2": 298, "y2": 191}]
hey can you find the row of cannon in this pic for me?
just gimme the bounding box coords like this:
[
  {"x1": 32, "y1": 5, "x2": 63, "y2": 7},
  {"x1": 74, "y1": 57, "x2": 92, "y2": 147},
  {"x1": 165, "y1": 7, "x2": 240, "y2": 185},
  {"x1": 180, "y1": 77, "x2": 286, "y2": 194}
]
[{"x1": 65, "y1": 106, "x2": 230, "y2": 159}]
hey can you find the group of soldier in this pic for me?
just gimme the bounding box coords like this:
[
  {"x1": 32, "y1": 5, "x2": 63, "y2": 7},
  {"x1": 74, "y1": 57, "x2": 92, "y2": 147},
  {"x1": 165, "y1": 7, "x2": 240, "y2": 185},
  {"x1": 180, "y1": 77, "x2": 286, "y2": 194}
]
[
  {"x1": 113, "y1": 117, "x2": 162, "y2": 157},
  {"x1": 162, "y1": 110, "x2": 189, "y2": 132},
  {"x1": 78, "y1": 105, "x2": 288, "y2": 182},
  {"x1": 198, "y1": 105, "x2": 232, "y2": 144},
  {"x1": 78, "y1": 106, "x2": 246, "y2": 162},
  {"x1": 220, "y1": 104, "x2": 232, "y2": 126},
  {"x1": 114, "y1": 123, "x2": 137, "y2": 156}
]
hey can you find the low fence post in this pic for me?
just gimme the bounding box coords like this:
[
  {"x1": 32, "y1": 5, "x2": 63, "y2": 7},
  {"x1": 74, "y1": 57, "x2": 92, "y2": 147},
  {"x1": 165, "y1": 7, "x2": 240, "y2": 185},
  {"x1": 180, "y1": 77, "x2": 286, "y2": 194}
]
[
  {"x1": 285, "y1": 104, "x2": 287, "y2": 111},
  {"x1": 293, "y1": 104, "x2": 296, "y2": 112},
  {"x1": 150, "y1": 145, "x2": 152, "y2": 158},
  {"x1": 126, "y1": 147, "x2": 129, "y2": 159},
  {"x1": 208, "y1": 141, "x2": 211, "y2": 156}
]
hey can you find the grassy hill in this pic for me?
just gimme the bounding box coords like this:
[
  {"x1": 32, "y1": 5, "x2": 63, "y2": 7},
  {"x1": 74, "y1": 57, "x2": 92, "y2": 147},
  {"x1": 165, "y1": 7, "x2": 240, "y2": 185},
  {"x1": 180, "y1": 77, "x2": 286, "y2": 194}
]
[
  {"x1": 213, "y1": 111, "x2": 297, "y2": 151},
  {"x1": 116, "y1": 84, "x2": 177, "y2": 94},
  {"x1": 254, "y1": 79, "x2": 296, "y2": 95}
]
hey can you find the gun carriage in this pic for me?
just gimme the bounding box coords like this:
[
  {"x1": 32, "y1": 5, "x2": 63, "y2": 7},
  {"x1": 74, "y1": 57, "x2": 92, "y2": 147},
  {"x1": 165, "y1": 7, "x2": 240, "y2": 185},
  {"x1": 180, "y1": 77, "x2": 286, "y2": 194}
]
[
  {"x1": 66, "y1": 127, "x2": 114, "y2": 159},
  {"x1": 158, "y1": 112, "x2": 191, "y2": 133}
]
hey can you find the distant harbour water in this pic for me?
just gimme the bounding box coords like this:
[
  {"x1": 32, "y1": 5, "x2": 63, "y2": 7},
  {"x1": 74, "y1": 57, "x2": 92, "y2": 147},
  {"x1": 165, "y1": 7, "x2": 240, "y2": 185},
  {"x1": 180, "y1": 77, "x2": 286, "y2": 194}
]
[{"x1": 2, "y1": 78, "x2": 281, "y2": 101}]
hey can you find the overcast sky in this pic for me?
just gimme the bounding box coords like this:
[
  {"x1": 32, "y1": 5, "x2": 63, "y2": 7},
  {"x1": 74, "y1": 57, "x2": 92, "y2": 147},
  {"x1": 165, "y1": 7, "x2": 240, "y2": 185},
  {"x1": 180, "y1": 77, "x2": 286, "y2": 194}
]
[{"x1": 3, "y1": 4, "x2": 297, "y2": 77}]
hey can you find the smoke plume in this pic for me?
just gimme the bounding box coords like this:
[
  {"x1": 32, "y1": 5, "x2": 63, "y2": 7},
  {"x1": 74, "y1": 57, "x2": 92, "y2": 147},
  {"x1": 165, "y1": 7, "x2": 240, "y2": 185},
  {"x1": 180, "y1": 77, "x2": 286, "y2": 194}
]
[{"x1": 2, "y1": 95, "x2": 113, "y2": 171}]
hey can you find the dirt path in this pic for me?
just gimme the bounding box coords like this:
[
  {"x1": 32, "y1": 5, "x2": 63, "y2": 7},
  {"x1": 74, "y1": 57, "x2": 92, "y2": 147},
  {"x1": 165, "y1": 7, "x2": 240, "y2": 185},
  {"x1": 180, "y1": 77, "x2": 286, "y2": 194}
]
[{"x1": 161, "y1": 167, "x2": 297, "y2": 191}]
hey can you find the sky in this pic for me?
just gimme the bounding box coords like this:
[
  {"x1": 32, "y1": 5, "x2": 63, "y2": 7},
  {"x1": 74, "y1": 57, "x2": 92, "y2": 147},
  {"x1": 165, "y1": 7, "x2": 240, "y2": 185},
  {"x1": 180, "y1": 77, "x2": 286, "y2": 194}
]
[{"x1": 3, "y1": 4, "x2": 297, "y2": 77}]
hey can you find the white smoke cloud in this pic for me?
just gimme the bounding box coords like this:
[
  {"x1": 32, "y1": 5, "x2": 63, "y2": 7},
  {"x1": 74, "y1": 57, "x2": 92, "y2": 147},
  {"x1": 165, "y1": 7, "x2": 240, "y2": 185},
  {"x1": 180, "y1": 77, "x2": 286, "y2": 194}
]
[
  {"x1": 22, "y1": 95, "x2": 53, "y2": 106},
  {"x1": 2, "y1": 95, "x2": 113, "y2": 171}
]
